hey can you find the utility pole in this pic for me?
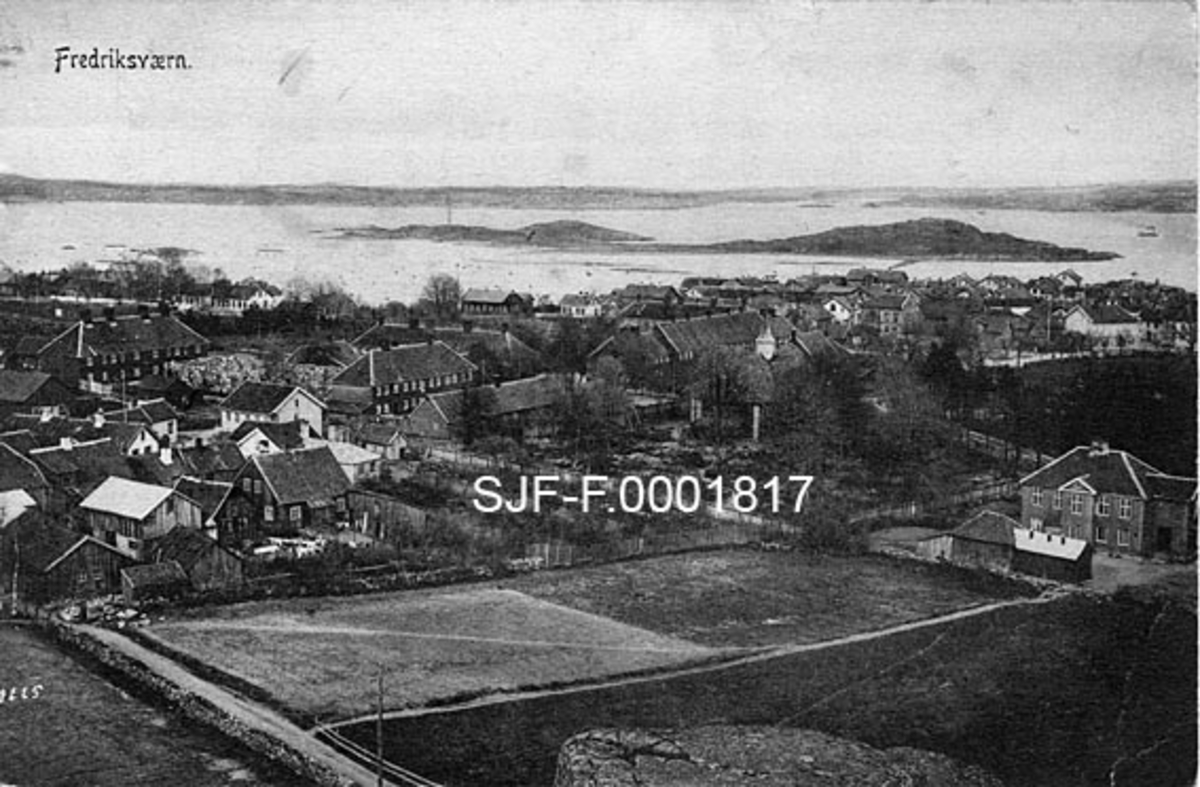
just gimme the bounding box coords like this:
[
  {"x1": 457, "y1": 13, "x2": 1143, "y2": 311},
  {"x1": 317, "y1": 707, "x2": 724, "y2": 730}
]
[{"x1": 375, "y1": 666, "x2": 385, "y2": 787}]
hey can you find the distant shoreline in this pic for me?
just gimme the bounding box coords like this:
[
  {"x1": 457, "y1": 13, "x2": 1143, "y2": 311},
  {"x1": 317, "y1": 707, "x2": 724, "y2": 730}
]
[{"x1": 0, "y1": 175, "x2": 1194, "y2": 214}]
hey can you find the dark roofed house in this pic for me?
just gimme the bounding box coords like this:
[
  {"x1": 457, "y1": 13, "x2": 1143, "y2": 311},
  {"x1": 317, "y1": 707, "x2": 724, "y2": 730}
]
[
  {"x1": 231, "y1": 419, "x2": 313, "y2": 458},
  {"x1": 130, "y1": 374, "x2": 198, "y2": 410},
  {"x1": 34, "y1": 313, "x2": 209, "y2": 394},
  {"x1": 403, "y1": 374, "x2": 567, "y2": 442},
  {"x1": 1019, "y1": 442, "x2": 1196, "y2": 558},
  {"x1": 918, "y1": 510, "x2": 1018, "y2": 572},
  {"x1": 461, "y1": 288, "x2": 533, "y2": 315},
  {"x1": 150, "y1": 527, "x2": 244, "y2": 592},
  {"x1": 219, "y1": 382, "x2": 326, "y2": 435},
  {"x1": 231, "y1": 446, "x2": 350, "y2": 533},
  {"x1": 0, "y1": 510, "x2": 134, "y2": 609},
  {"x1": 173, "y1": 475, "x2": 234, "y2": 533},
  {"x1": 331, "y1": 341, "x2": 478, "y2": 416},
  {"x1": 351, "y1": 421, "x2": 407, "y2": 461},
  {"x1": 0, "y1": 371, "x2": 75, "y2": 419},
  {"x1": 102, "y1": 398, "x2": 179, "y2": 443},
  {"x1": 1063, "y1": 303, "x2": 1147, "y2": 350},
  {"x1": 175, "y1": 442, "x2": 246, "y2": 483},
  {"x1": 861, "y1": 292, "x2": 921, "y2": 336}
]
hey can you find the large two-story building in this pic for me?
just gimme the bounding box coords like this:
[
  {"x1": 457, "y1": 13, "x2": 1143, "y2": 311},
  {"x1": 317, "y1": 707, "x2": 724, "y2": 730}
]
[
  {"x1": 1018, "y1": 442, "x2": 1196, "y2": 558},
  {"x1": 330, "y1": 342, "x2": 478, "y2": 416},
  {"x1": 35, "y1": 310, "x2": 209, "y2": 394}
]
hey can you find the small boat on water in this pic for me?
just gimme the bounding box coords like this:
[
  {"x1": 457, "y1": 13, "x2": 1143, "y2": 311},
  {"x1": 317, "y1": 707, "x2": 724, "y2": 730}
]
[
  {"x1": 257, "y1": 247, "x2": 285, "y2": 253},
  {"x1": 1137, "y1": 225, "x2": 1159, "y2": 238},
  {"x1": 61, "y1": 244, "x2": 76, "y2": 250}
]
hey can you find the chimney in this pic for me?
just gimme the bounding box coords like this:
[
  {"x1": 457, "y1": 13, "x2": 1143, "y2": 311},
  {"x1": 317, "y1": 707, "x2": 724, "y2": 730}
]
[
  {"x1": 1088, "y1": 440, "x2": 1110, "y2": 456},
  {"x1": 92, "y1": 411, "x2": 105, "y2": 428},
  {"x1": 58, "y1": 436, "x2": 73, "y2": 452},
  {"x1": 159, "y1": 445, "x2": 172, "y2": 465}
]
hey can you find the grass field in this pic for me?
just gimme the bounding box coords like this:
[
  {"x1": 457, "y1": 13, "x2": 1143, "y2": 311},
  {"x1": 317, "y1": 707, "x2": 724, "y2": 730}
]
[
  {"x1": 0, "y1": 624, "x2": 300, "y2": 787},
  {"x1": 145, "y1": 587, "x2": 719, "y2": 722},
  {"x1": 504, "y1": 549, "x2": 1034, "y2": 647}
]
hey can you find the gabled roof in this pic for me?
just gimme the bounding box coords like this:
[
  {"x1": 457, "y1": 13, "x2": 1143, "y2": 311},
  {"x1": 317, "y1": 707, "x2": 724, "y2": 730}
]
[
  {"x1": 133, "y1": 374, "x2": 194, "y2": 394},
  {"x1": 0, "y1": 371, "x2": 58, "y2": 403},
  {"x1": 426, "y1": 374, "x2": 567, "y2": 425},
  {"x1": 105, "y1": 399, "x2": 178, "y2": 425},
  {"x1": 952, "y1": 510, "x2": 1019, "y2": 546},
  {"x1": 656, "y1": 312, "x2": 794, "y2": 359},
  {"x1": 220, "y1": 382, "x2": 324, "y2": 415},
  {"x1": 152, "y1": 527, "x2": 239, "y2": 571},
  {"x1": 80, "y1": 476, "x2": 175, "y2": 520},
  {"x1": 435, "y1": 328, "x2": 540, "y2": 365},
  {"x1": 176, "y1": 443, "x2": 246, "y2": 478},
  {"x1": 1019, "y1": 445, "x2": 1182, "y2": 500},
  {"x1": 350, "y1": 323, "x2": 433, "y2": 350},
  {"x1": 355, "y1": 421, "x2": 405, "y2": 445},
  {"x1": 231, "y1": 419, "x2": 308, "y2": 451},
  {"x1": 332, "y1": 342, "x2": 477, "y2": 388},
  {"x1": 862, "y1": 294, "x2": 914, "y2": 310},
  {"x1": 3, "y1": 509, "x2": 128, "y2": 574},
  {"x1": 0, "y1": 442, "x2": 49, "y2": 492},
  {"x1": 1143, "y1": 474, "x2": 1198, "y2": 503},
  {"x1": 173, "y1": 476, "x2": 233, "y2": 520},
  {"x1": 1068, "y1": 303, "x2": 1141, "y2": 325},
  {"x1": 40, "y1": 314, "x2": 209, "y2": 358},
  {"x1": 249, "y1": 447, "x2": 350, "y2": 507},
  {"x1": 462, "y1": 288, "x2": 525, "y2": 304},
  {"x1": 0, "y1": 430, "x2": 38, "y2": 455}
]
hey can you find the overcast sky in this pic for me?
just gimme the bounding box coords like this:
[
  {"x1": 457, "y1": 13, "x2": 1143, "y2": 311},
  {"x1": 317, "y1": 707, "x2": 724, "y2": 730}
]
[{"x1": 1, "y1": 0, "x2": 1195, "y2": 190}]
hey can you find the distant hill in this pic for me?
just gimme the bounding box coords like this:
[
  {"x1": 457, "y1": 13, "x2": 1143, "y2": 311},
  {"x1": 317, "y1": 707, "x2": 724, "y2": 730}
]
[
  {"x1": 699, "y1": 218, "x2": 1120, "y2": 261},
  {"x1": 334, "y1": 220, "x2": 651, "y2": 245},
  {"x1": 884, "y1": 181, "x2": 1196, "y2": 214},
  {"x1": 332, "y1": 216, "x2": 1118, "y2": 261},
  {"x1": 0, "y1": 173, "x2": 1192, "y2": 213}
]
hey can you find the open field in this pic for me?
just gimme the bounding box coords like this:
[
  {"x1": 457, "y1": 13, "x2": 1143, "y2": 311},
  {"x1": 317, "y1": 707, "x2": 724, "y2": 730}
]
[
  {"x1": 504, "y1": 549, "x2": 1036, "y2": 647},
  {"x1": 144, "y1": 587, "x2": 719, "y2": 722},
  {"x1": 0, "y1": 624, "x2": 301, "y2": 787},
  {"x1": 341, "y1": 594, "x2": 1196, "y2": 787}
]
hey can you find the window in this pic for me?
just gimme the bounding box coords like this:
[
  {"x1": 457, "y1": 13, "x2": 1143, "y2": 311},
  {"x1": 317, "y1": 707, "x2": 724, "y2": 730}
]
[
  {"x1": 1030, "y1": 517, "x2": 1043, "y2": 531},
  {"x1": 290, "y1": 505, "x2": 303, "y2": 522},
  {"x1": 336, "y1": 497, "x2": 346, "y2": 512},
  {"x1": 1052, "y1": 490, "x2": 1062, "y2": 510},
  {"x1": 1117, "y1": 528, "x2": 1130, "y2": 547},
  {"x1": 1118, "y1": 498, "x2": 1132, "y2": 520},
  {"x1": 264, "y1": 505, "x2": 274, "y2": 522},
  {"x1": 1070, "y1": 494, "x2": 1084, "y2": 515},
  {"x1": 253, "y1": 479, "x2": 262, "y2": 495},
  {"x1": 1095, "y1": 524, "x2": 1107, "y2": 543},
  {"x1": 1095, "y1": 496, "x2": 1110, "y2": 517},
  {"x1": 242, "y1": 478, "x2": 252, "y2": 493},
  {"x1": 1031, "y1": 488, "x2": 1043, "y2": 507}
]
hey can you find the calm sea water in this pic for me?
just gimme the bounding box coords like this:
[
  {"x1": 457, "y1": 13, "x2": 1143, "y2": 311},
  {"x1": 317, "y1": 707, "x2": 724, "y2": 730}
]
[{"x1": 0, "y1": 201, "x2": 1194, "y2": 303}]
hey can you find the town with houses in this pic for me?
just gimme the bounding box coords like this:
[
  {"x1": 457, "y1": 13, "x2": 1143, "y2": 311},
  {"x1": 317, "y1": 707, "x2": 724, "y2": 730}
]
[
  {"x1": 0, "y1": 251, "x2": 1195, "y2": 787},
  {"x1": 0, "y1": 255, "x2": 1193, "y2": 603}
]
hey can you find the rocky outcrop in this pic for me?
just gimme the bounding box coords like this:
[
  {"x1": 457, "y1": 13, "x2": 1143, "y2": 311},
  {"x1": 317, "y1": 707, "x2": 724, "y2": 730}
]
[{"x1": 556, "y1": 726, "x2": 1005, "y2": 787}]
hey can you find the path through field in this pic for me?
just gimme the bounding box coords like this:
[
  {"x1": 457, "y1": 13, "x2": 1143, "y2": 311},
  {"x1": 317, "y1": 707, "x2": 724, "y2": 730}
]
[
  {"x1": 324, "y1": 589, "x2": 1066, "y2": 730},
  {"x1": 170, "y1": 618, "x2": 715, "y2": 654}
]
